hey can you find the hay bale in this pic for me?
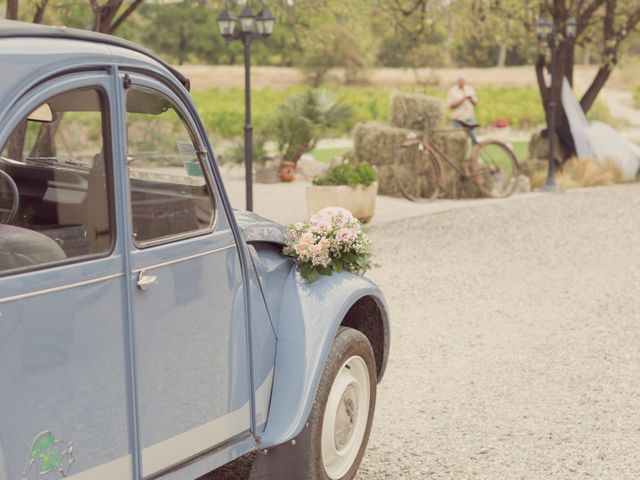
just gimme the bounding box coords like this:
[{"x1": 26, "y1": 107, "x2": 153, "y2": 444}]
[
  {"x1": 353, "y1": 122, "x2": 415, "y2": 195},
  {"x1": 375, "y1": 165, "x2": 401, "y2": 197},
  {"x1": 390, "y1": 92, "x2": 445, "y2": 131},
  {"x1": 353, "y1": 122, "x2": 414, "y2": 167},
  {"x1": 353, "y1": 122, "x2": 471, "y2": 198},
  {"x1": 429, "y1": 130, "x2": 468, "y2": 198}
]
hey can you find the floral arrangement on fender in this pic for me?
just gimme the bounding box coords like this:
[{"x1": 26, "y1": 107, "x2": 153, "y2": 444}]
[{"x1": 283, "y1": 207, "x2": 375, "y2": 283}]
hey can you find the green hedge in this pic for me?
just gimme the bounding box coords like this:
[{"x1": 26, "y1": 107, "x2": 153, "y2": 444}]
[
  {"x1": 633, "y1": 85, "x2": 640, "y2": 109},
  {"x1": 190, "y1": 85, "x2": 588, "y2": 140}
]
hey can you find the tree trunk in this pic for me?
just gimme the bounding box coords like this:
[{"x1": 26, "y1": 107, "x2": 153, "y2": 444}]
[
  {"x1": 30, "y1": 117, "x2": 62, "y2": 159},
  {"x1": 6, "y1": 122, "x2": 27, "y2": 162},
  {"x1": 32, "y1": 0, "x2": 49, "y2": 24},
  {"x1": 536, "y1": 40, "x2": 578, "y2": 160},
  {"x1": 178, "y1": 25, "x2": 187, "y2": 65},
  {"x1": 580, "y1": 66, "x2": 612, "y2": 114},
  {"x1": 496, "y1": 44, "x2": 507, "y2": 68},
  {"x1": 5, "y1": 0, "x2": 18, "y2": 20}
]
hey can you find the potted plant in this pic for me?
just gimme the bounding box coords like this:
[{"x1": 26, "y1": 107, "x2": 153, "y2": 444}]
[
  {"x1": 228, "y1": 134, "x2": 278, "y2": 184},
  {"x1": 273, "y1": 90, "x2": 353, "y2": 181},
  {"x1": 307, "y1": 162, "x2": 378, "y2": 223}
]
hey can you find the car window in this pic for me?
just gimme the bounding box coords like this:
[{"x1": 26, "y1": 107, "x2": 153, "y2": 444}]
[
  {"x1": 125, "y1": 86, "x2": 215, "y2": 247},
  {"x1": 0, "y1": 88, "x2": 113, "y2": 275}
]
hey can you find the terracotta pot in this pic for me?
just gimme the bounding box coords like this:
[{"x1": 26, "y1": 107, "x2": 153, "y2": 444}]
[
  {"x1": 279, "y1": 162, "x2": 295, "y2": 182},
  {"x1": 306, "y1": 182, "x2": 378, "y2": 223}
]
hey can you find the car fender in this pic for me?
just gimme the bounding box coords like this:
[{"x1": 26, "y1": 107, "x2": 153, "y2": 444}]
[{"x1": 258, "y1": 267, "x2": 389, "y2": 448}]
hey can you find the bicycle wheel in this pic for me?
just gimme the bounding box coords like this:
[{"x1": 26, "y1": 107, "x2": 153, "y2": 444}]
[
  {"x1": 471, "y1": 140, "x2": 520, "y2": 198},
  {"x1": 393, "y1": 142, "x2": 441, "y2": 202}
]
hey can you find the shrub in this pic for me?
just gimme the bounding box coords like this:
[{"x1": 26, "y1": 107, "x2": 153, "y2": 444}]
[
  {"x1": 313, "y1": 162, "x2": 377, "y2": 187},
  {"x1": 634, "y1": 86, "x2": 640, "y2": 109},
  {"x1": 226, "y1": 135, "x2": 270, "y2": 165},
  {"x1": 273, "y1": 90, "x2": 353, "y2": 165}
]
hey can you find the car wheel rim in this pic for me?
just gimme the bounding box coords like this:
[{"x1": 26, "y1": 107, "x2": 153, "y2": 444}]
[{"x1": 321, "y1": 355, "x2": 370, "y2": 479}]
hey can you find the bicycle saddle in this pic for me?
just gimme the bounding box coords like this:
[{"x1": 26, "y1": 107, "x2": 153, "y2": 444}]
[{"x1": 457, "y1": 120, "x2": 480, "y2": 130}]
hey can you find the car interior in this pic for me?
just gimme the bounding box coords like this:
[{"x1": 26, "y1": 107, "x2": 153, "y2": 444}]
[{"x1": 0, "y1": 87, "x2": 214, "y2": 274}]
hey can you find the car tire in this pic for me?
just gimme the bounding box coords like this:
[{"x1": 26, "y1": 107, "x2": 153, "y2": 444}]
[{"x1": 303, "y1": 327, "x2": 377, "y2": 480}]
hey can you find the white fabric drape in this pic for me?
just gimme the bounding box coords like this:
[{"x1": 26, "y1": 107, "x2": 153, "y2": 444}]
[{"x1": 561, "y1": 77, "x2": 640, "y2": 180}]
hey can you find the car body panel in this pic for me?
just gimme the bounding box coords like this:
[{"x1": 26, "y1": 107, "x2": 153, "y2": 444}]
[
  {"x1": 0, "y1": 71, "x2": 132, "y2": 480},
  {"x1": 258, "y1": 269, "x2": 389, "y2": 447},
  {"x1": 235, "y1": 211, "x2": 287, "y2": 246}
]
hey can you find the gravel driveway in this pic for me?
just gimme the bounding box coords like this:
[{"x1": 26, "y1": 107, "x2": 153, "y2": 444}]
[{"x1": 358, "y1": 183, "x2": 640, "y2": 479}]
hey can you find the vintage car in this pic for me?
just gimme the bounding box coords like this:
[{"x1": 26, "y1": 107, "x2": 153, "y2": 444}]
[{"x1": 0, "y1": 20, "x2": 389, "y2": 480}]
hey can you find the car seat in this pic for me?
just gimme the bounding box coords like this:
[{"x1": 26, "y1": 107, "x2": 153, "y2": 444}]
[{"x1": 0, "y1": 225, "x2": 66, "y2": 272}]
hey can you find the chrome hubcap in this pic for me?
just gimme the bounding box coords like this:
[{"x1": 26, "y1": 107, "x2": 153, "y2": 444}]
[
  {"x1": 334, "y1": 386, "x2": 358, "y2": 450},
  {"x1": 321, "y1": 356, "x2": 370, "y2": 479}
]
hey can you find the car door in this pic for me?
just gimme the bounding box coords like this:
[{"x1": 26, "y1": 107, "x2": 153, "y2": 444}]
[
  {"x1": 0, "y1": 73, "x2": 133, "y2": 479},
  {"x1": 120, "y1": 73, "x2": 251, "y2": 478}
]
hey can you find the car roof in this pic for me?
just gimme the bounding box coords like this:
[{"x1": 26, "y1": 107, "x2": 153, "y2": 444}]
[{"x1": 0, "y1": 19, "x2": 190, "y2": 91}]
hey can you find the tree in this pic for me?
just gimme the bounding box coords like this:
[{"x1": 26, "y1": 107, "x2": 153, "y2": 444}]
[
  {"x1": 475, "y1": 0, "x2": 640, "y2": 158},
  {"x1": 378, "y1": 0, "x2": 640, "y2": 158},
  {"x1": 4, "y1": 0, "x2": 146, "y2": 157},
  {"x1": 271, "y1": 0, "x2": 377, "y2": 85}
]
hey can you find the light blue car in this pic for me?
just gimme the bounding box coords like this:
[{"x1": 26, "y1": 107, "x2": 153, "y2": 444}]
[{"x1": 0, "y1": 20, "x2": 389, "y2": 480}]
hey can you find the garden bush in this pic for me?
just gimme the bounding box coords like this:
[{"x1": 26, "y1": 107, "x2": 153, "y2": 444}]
[
  {"x1": 634, "y1": 86, "x2": 640, "y2": 109},
  {"x1": 272, "y1": 90, "x2": 353, "y2": 165},
  {"x1": 312, "y1": 162, "x2": 377, "y2": 187}
]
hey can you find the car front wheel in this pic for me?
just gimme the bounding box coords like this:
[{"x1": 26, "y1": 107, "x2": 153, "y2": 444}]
[{"x1": 307, "y1": 327, "x2": 377, "y2": 480}]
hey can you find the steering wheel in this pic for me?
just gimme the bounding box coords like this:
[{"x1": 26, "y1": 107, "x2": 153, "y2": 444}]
[{"x1": 0, "y1": 170, "x2": 19, "y2": 224}]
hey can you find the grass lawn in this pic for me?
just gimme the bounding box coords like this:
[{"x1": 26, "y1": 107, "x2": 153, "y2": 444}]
[
  {"x1": 310, "y1": 147, "x2": 351, "y2": 164},
  {"x1": 510, "y1": 140, "x2": 529, "y2": 162},
  {"x1": 312, "y1": 141, "x2": 529, "y2": 166}
]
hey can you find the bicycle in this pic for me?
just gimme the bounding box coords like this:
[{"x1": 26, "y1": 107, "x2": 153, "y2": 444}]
[{"x1": 392, "y1": 120, "x2": 520, "y2": 201}]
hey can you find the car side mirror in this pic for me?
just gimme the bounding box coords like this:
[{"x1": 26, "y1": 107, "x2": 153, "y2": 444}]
[{"x1": 27, "y1": 103, "x2": 54, "y2": 123}]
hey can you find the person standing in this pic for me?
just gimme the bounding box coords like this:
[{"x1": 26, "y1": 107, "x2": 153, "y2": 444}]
[{"x1": 447, "y1": 77, "x2": 478, "y2": 143}]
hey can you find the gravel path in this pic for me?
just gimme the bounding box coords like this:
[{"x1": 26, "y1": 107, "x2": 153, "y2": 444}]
[{"x1": 357, "y1": 184, "x2": 640, "y2": 479}]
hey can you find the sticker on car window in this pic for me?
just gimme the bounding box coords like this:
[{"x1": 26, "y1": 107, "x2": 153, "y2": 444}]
[{"x1": 177, "y1": 140, "x2": 203, "y2": 177}]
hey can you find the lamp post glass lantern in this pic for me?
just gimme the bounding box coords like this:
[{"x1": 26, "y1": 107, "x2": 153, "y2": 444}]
[
  {"x1": 256, "y1": 5, "x2": 275, "y2": 37},
  {"x1": 216, "y1": 1, "x2": 276, "y2": 212},
  {"x1": 535, "y1": 16, "x2": 576, "y2": 192},
  {"x1": 216, "y1": 7, "x2": 237, "y2": 38}
]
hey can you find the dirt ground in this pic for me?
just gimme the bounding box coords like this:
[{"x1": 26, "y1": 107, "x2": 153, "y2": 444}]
[
  {"x1": 356, "y1": 183, "x2": 640, "y2": 479},
  {"x1": 178, "y1": 64, "x2": 638, "y2": 93}
]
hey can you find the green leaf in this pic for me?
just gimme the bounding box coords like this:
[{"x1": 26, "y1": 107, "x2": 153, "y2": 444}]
[
  {"x1": 333, "y1": 259, "x2": 344, "y2": 272},
  {"x1": 307, "y1": 269, "x2": 319, "y2": 283},
  {"x1": 318, "y1": 266, "x2": 333, "y2": 276},
  {"x1": 356, "y1": 257, "x2": 369, "y2": 270}
]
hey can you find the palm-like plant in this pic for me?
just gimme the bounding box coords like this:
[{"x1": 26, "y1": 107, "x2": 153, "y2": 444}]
[{"x1": 273, "y1": 90, "x2": 353, "y2": 166}]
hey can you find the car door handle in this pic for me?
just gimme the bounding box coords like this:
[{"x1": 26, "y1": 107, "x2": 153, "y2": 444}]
[{"x1": 137, "y1": 271, "x2": 158, "y2": 291}]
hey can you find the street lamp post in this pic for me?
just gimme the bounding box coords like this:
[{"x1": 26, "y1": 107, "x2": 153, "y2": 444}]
[
  {"x1": 536, "y1": 17, "x2": 576, "y2": 192},
  {"x1": 217, "y1": 1, "x2": 275, "y2": 212}
]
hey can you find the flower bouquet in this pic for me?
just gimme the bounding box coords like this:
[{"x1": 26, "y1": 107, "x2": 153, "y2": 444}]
[{"x1": 283, "y1": 207, "x2": 375, "y2": 283}]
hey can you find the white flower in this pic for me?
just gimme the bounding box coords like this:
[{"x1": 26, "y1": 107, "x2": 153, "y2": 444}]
[{"x1": 336, "y1": 227, "x2": 356, "y2": 243}]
